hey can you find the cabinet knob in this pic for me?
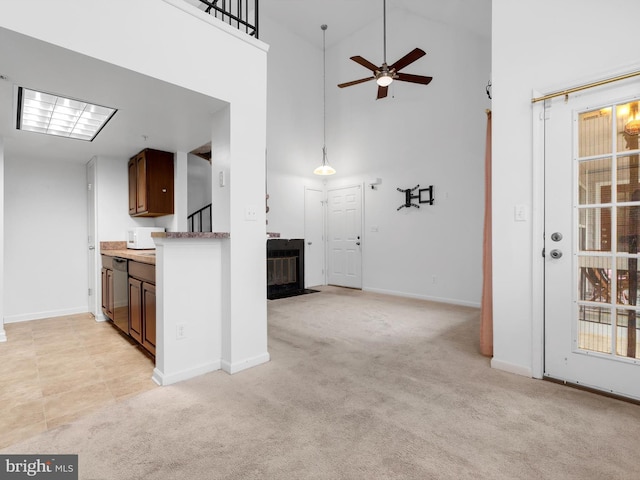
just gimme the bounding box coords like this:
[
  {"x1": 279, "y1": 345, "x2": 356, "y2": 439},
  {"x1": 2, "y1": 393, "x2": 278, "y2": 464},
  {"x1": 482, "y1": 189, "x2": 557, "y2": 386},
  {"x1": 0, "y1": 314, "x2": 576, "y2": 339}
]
[{"x1": 162, "y1": 188, "x2": 167, "y2": 193}]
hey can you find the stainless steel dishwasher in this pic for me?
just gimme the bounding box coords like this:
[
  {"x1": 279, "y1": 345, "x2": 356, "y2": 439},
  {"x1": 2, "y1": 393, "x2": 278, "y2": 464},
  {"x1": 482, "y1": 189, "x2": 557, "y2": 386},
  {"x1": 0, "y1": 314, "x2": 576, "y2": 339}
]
[{"x1": 112, "y1": 257, "x2": 129, "y2": 334}]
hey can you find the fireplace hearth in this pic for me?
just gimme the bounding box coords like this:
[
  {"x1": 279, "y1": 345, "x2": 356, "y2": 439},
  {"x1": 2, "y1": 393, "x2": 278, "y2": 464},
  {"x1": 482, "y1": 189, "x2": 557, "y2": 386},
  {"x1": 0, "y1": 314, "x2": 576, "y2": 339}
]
[{"x1": 267, "y1": 239, "x2": 316, "y2": 299}]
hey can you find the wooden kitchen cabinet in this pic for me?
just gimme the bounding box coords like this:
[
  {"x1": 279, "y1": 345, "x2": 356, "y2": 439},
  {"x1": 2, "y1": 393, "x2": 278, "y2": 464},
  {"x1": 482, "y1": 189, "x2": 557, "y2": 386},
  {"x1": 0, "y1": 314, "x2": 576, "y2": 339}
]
[
  {"x1": 128, "y1": 260, "x2": 156, "y2": 356},
  {"x1": 142, "y1": 282, "x2": 156, "y2": 355},
  {"x1": 128, "y1": 148, "x2": 174, "y2": 217},
  {"x1": 101, "y1": 255, "x2": 114, "y2": 320},
  {"x1": 128, "y1": 277, "x2": 143, "y2": 344}
]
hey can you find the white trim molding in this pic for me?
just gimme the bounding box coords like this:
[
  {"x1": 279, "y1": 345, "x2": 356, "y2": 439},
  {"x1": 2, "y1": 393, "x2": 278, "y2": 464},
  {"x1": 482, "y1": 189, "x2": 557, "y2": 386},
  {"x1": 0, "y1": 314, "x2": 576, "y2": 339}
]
[
  {"x1": 152, "y1": 360, "x2": 221, "y2": 386},
  {"x1": 221, "y1": 352, "x2": 271, "y2": 375},
  {"x1": 491, "y1": 358, "x2": 533, "y2": 378}
]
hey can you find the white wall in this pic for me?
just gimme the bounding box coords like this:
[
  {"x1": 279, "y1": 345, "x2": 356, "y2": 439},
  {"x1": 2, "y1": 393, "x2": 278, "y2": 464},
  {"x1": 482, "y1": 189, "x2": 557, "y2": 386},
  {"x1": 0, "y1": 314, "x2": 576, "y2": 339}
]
[
  {"x1": 262, "y1": 8, "x2": 490, "y2": 306},
  {"x1": 1, "y1": 0, "x2": 269, "y2": 374},
  {"x1": 95, "y1": 155, "x2": 156, "y2": 243},
  {"x1": 266, "y1": 172, "x2": 323, "y2": 239},
  {"x1": 492, "y1": 0, "x2": 640, "y2": 376},
  {"x1": 0, "y1": 139, "x2": 5, "y2": 339},
  {"x1": 187, "y1": 153, "x2": 212, "y2": 218},
  {"x1": 4, "y1": 156, "x2": 88, "y2": 321},
  {"x1": 260, "y1": 16, "x2": 325, "y2": 239}
]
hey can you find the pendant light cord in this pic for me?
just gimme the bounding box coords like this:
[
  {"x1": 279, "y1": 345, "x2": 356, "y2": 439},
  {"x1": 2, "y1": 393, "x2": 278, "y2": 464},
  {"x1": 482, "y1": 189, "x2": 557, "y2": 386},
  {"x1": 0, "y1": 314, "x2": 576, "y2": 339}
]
[{"x1": 322, "y1": 24, "x2": 327, "y2": 161}]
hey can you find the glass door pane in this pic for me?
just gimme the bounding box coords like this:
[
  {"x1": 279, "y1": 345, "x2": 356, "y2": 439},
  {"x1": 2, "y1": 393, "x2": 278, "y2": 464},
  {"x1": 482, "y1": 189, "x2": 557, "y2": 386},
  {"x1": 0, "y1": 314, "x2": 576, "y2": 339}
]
[{"x1": 576, "y1": 101, "x2": 640, "y2": 360}]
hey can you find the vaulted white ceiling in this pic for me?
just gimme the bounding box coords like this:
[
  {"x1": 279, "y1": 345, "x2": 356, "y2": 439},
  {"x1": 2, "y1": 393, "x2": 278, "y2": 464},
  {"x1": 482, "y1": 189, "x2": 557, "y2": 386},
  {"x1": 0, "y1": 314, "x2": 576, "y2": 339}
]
[
  {"x1": 260, "y1": 0, "x2": 491, "y2": 48},
  {"x1": 0, "y1": 0, "x2": 490, "y2": 164}
]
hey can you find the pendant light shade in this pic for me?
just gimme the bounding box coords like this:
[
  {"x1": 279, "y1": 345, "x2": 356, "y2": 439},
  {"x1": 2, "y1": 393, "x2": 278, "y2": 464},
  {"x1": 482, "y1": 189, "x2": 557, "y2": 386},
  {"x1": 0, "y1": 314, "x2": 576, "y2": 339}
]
[
  {"x1": 314, "y1": 24, "x2": 336, "y2": 176},
  {"x1": 313, "y1": 146, "x2": 336, "y2": 175}
]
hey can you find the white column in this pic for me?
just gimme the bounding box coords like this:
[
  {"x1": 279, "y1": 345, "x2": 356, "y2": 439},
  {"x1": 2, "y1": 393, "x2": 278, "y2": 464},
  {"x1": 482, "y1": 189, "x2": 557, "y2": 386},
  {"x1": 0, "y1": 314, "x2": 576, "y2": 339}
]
[
  {"x1": 152, "y1": 235, "x2": 223, "y2": 385},
  {"x1": 0, "y1": 138, "x2": 5, "y2": 342}
]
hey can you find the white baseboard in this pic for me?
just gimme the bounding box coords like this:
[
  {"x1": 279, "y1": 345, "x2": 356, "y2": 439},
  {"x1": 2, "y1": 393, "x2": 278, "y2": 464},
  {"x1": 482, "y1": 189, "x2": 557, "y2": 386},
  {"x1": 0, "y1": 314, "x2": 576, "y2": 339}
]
[
  {"x1": 362, "y1": 287, "x2": 481, "y2": 309},
  {"x1": 221, "y1": 352, "x2": 270, "y2": 375},
  {"x1": 4, "y1": 307, "x2": 89, "y2": 324},
  {"x1": 152, "y1": 360, "x2": 222, "y2": 386},
  {"x1": 491, "y1": 357, "x2": 533, "y2": 378}
]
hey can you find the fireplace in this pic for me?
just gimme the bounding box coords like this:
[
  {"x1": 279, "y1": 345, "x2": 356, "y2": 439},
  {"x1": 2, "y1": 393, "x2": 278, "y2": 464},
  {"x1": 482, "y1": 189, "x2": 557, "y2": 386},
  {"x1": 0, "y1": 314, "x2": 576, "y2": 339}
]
[{"x1": 267, "y1": 239, "x2": 305, "y2": 299}]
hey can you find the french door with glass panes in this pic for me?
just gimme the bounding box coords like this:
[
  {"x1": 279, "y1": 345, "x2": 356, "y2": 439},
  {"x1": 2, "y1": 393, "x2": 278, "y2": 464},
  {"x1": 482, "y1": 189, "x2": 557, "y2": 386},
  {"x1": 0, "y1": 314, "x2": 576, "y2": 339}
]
[{"x1": 544, "y1": 80, "x2": 640, "y2": 400}]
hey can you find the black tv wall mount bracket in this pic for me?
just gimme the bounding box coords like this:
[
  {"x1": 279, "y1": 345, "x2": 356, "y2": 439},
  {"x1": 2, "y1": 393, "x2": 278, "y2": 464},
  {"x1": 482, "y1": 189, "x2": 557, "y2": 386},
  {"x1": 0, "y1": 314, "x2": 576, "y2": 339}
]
[{"x1": 396, "y1": 185, "x2": 434, "y2": 211}]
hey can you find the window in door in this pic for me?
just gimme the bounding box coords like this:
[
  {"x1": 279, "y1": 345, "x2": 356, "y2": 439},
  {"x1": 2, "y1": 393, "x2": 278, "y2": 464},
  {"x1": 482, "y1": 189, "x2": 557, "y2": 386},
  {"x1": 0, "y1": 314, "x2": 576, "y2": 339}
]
[{"x1": 577, "y1": 100, "x2": 640, "y2": 359}]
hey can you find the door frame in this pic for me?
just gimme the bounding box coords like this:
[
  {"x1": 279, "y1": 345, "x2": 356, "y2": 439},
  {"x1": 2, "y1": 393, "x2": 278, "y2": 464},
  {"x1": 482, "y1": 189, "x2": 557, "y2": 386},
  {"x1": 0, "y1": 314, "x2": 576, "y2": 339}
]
[
  {"x1": 87, "y1": 157, "x2": 103, "y2": 321},
  {"x1": 533, "y1": 75, "x2": 640, "y2": 382},
  {"x1": 532, "y1": 91, "x2": 546, "y2": 379}
]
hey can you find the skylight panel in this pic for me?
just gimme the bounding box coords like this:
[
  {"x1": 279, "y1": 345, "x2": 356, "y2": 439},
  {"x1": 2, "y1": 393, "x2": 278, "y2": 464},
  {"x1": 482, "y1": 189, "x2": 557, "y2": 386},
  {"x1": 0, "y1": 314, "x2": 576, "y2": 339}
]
[{"x1": 17, "y1": 87, "x2": 117, "y2": 141}]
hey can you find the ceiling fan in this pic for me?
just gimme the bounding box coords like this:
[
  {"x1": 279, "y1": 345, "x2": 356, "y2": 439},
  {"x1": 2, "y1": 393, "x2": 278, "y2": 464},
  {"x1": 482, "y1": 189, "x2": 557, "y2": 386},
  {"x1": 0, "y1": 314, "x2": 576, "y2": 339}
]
[{"x1": 337, "y1": 0, "x2": 433, "y2": 100}]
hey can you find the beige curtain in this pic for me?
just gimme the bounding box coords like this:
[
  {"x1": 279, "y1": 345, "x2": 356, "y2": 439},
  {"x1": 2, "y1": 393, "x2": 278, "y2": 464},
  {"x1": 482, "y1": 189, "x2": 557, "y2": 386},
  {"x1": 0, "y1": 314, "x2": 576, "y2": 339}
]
[{"x1": 480, "y1": 110, "x2": 493, "y2": 357}]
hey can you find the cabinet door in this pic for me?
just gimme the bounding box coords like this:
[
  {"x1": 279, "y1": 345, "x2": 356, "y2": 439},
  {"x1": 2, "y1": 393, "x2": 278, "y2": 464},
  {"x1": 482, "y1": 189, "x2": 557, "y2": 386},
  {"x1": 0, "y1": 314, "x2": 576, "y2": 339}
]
[
  {"x1": 142, "y1": 282, "x2": 156, "y2": 356},
  {"x1": 101, "y1": 268, "x2": 110, "y2": 319},
  {"x1": 106, "y1": 269, "x2": 114, "y2": 319},
  {"x1": 136, "y1": 154, "x2": 147, "y2": 213},
  {"x1": 128, "y1": 277, "x2": 143, "y2": 343},
  {"x1": 128, "y1": 158, "x2": 137, "y2": 214}
]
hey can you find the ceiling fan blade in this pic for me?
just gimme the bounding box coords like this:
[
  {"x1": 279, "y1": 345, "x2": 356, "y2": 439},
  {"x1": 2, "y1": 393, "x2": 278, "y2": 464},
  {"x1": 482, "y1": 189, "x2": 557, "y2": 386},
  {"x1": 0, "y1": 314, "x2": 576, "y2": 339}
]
[
  {"x1": 338, "y1": 77, "x2": 375, "y2": 88},
  {"x1": 350, "y1": 56, "x2": 380, "y2": 73},
  {"x1": 396, "y1": 73, "x2": 433, "y2": 85},
  {"x1": 390, "y1": 48, "x2": 426, "y2": 72},
  {"x1": 376, "y1": 85, "x2": 388, "y2": 100}
]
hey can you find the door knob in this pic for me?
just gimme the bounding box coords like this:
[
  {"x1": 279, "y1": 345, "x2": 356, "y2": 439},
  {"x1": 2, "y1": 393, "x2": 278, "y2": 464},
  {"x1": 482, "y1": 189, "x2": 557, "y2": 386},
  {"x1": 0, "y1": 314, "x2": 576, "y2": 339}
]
[
  {"x1": 550, "y1": 249, "x2": 563, "y2": 259},
  {"x1": 356, "y1": 242, "x2": 361, "y2": 246},
  {"x1": 551, "y1": 232, "x2": 563, "y2": 242}
]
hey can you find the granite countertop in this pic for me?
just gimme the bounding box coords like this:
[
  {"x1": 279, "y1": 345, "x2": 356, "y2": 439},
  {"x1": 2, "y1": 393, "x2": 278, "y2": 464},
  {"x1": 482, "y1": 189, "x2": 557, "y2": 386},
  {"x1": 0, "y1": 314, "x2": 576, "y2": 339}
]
[
  {"x1": 100, "y1": 233, "x2": 232, "y2": 264},
  {"x1": 100, "y1": 242, "x2": 156, "y2": 265},
  {"x1": 151, "y1": 232, "x2": 230, "y2": 239}
]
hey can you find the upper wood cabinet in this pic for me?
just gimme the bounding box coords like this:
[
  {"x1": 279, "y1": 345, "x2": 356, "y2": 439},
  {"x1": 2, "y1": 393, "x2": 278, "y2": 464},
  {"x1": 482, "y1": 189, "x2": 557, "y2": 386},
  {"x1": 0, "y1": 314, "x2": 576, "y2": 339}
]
[{"x1": 128, "y1": 148, "x2": 174, "y2": 217}]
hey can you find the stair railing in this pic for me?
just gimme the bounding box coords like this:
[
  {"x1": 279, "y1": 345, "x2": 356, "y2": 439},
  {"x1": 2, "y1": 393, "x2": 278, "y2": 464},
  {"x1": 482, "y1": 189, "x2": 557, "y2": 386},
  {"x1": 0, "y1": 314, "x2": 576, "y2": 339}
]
[
  {"x1": 197, "y1": 0, "x2": 258, "y2": 38},
  {"x1": 188, "y1": 203, "x2": 213, "y2": 232}
]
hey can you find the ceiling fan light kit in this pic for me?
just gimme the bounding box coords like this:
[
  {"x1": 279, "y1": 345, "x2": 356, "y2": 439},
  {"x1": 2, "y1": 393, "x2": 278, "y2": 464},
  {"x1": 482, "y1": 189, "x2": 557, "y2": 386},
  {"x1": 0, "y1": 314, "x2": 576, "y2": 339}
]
[{"x1": 338, "y1": 0, "x2": 433, "y2": 99}]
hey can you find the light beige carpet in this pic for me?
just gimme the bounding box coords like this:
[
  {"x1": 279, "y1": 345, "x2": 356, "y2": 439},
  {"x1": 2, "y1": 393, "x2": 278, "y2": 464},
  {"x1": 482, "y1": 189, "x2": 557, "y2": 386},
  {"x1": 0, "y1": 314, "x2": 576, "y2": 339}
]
[{"x1": 3, "y1": 286, "x2": 640, "y2": 479}]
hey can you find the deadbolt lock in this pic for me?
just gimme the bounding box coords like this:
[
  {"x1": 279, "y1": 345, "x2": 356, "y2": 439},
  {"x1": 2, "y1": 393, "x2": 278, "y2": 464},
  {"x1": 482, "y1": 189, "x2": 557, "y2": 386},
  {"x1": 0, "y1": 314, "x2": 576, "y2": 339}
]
[{"x1": 551, "y1": 232, "x2": 563, "y2": 242}]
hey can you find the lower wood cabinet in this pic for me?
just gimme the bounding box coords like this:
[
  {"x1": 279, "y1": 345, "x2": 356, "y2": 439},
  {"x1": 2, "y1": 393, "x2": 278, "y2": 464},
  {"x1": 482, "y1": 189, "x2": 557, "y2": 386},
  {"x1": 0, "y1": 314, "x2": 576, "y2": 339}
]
[
  {"x1": 142, "y1": 282, "x2": 156, "y2": 355},
  {"x1": 101, "y1": 256, "x2": 114, "y2": 320},
  {"x1": 128, "y1": 277, "x2": 143, "y2": 344},
  {"x1": 128, "y1": 261, "x2": 156, "y2": 356}
]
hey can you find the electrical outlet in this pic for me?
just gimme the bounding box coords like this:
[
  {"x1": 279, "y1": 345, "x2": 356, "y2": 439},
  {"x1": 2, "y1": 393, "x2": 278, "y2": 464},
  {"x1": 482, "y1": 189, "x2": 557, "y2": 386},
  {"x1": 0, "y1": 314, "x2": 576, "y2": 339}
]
[
  {"x1": 245, "y1": 205, "x2": 258, "y2": 221},
  {"x1": 176, "y1": 323, "x2": 187, "y2": 340}
]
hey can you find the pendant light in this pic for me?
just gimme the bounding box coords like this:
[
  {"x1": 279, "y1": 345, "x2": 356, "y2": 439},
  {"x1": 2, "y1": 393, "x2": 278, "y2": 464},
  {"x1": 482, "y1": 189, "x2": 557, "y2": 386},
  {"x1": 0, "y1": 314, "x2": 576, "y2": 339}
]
[{"x1": 314, "y1": 24, "x2": 336, "y2": 176}]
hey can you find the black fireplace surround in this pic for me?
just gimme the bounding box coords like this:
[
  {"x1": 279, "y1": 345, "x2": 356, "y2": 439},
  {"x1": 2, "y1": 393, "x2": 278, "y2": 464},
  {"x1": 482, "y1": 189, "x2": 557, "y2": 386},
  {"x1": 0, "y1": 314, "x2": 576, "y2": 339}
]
[{"x1": 266, "y1": 239, "x2": 306, "y2": 299}]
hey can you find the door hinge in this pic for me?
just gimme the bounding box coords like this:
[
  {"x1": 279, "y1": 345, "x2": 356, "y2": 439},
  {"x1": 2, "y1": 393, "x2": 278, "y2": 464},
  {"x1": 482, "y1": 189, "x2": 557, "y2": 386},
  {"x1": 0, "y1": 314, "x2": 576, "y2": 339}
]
[
  {"x1": 88, "y1": 288, "x2": 92, "y2": 296},
  {"x1": 542, "y1": 248, "x2": 546, "y2": 258}
]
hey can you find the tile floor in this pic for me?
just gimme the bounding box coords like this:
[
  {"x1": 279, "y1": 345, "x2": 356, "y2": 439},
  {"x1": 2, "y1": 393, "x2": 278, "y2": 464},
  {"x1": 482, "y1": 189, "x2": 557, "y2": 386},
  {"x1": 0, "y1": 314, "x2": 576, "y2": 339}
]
[{"x1": 0, "y1": 313, "x2": 157, "y2": 449}]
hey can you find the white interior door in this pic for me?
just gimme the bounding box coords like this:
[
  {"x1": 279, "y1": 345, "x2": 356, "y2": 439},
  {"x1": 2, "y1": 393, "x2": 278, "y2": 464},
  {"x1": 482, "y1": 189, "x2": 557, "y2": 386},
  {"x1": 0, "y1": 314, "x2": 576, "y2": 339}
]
[
  {"x1": 544, "y1": 80, "x2": 640, "y2": 400},
  {"x1": 304, "y1": 187, "x2": 325, "y2": 287},
  {"x1": 327, "y1": 185, "x2": 362, "y2": 289}
]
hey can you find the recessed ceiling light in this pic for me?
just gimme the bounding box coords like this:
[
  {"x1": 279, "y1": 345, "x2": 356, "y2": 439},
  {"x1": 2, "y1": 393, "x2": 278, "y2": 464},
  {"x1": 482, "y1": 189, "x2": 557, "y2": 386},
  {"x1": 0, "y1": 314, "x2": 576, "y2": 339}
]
[{"x1": 17, "y1": 87, "x2": 117, "y2": 141}]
